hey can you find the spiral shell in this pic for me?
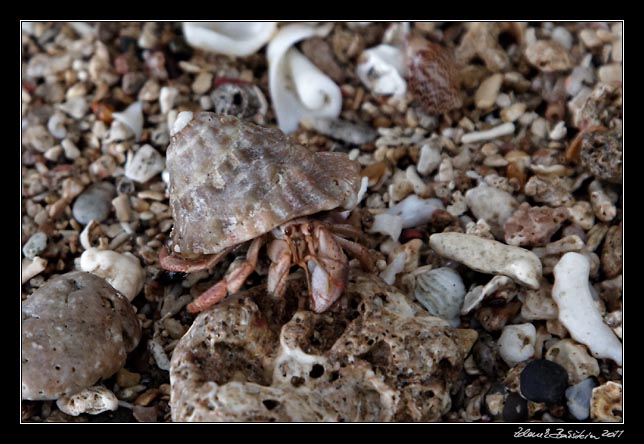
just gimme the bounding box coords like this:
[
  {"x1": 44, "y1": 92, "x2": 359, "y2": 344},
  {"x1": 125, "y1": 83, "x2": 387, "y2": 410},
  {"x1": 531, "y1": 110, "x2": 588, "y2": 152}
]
[
  {"x1": 267, "y1": 23, "x2": 342, "y2": 133},
  {"x1": 413, "y1": 266, "x2": 465, "y2": 326}
]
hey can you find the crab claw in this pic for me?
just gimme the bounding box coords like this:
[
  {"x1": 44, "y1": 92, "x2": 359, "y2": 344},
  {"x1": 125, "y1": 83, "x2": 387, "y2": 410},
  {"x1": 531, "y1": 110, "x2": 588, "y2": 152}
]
[{"x1": 308, "y1": 225, "x2": 349, "y2": 313}]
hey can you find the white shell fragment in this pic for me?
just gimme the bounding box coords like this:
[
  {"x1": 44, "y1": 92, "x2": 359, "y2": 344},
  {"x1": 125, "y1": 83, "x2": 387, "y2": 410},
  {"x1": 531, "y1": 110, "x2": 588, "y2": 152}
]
[
  {"x1": 379, "y1": 252, "x2": 406, "y2": 285},
  {"x1": 417, "y1": 142, "x2": 442, "y2": 175},
  {"x1": 267, "y1": 23, "x2": 341, "y2": 133},
  {"x1": 368, "y1": 213, "x2": 403, "y2": 241},
  {"x1": 461, "y1": 122, "x2": 515, "y2": 144},
  {"x1": 112, "y1": 101, "x2": 143, "y2": 141},
  {"x1": 429, "y1": 232, "x2": 542, "y2": 290},
  {"x1": 356, "y1": 44, "x2": 407, "y2": 97},
  {"x1": 552, "y1": 253, "x2": 622, "y2": 365},
  {"x1": 413, "y1": 267, "x2": 465, "y2": 326},
  {"x1": 497, "y1": 323, "x2": 536, "y2": 367},
  {"x1": 56, "y1": 385, "x2": 119, "y2": 416},
  {"x1": 461, "y1": 275, "x2": 514, "y2": 315},
  {"x1": 80, "y1": 248, "x2": 145, "y2": 301},
  {"x1": 124, "y1": 144, "x2": 165, "y2": 183},
  {"x1": 171, "y1": 111, "x2": 193, "y2": 136},
  {"x1": 387, "y1": 195, "x2": 445, "y2": 228},
  {"x1": 21, "y1": 256, "x2": 47, "y2": 284},
  {"x1": 182, "y1": 22, "x2": 276, "y2": 56},
  {"x1": 159, "y1": 86, "x2": 179, "y2": 115},
  {"x1": 369, "y1": 195, "x2": 444, "y2": 240}
]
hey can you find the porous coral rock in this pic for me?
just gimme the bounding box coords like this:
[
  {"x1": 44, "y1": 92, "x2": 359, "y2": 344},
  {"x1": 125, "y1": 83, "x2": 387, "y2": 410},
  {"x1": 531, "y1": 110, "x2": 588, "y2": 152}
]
[{"x1": 170, "y1": 273, "x2": 477, "y2": 422}]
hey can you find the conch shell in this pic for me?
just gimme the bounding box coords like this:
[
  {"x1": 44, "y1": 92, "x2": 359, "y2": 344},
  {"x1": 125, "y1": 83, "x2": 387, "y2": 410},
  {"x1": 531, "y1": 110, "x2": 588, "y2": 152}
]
[
  {"x1": 182, "y1": 22, "x2": 277, "y2": 56},
  {"x1": 267, "y1": 23, "x2": 342, "y2": 133}
]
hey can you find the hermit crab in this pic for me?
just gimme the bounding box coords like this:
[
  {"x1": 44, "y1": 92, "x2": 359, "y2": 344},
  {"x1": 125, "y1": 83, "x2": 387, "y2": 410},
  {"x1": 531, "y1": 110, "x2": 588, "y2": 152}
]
[{"x1": 160, "y1": 112, "x2": 373, "y2": 313}]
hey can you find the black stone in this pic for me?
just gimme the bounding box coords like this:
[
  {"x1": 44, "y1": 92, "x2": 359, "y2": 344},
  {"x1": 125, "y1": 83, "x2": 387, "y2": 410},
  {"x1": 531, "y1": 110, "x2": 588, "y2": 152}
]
[
  {"x1": 503, "y1": 392, "x2": 528, "y2": 422},
  {"x1": 472, "y1": 333, "x2": 503, "y2": 377},
  {"x1": 520, "y1": 359, "x2": 569, "y2": 404}
]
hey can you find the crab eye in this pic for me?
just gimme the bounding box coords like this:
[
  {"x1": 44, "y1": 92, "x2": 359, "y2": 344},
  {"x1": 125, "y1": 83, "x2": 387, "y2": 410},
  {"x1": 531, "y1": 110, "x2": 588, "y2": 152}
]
[{"x1": 284, "y1": 227, "x2": 292, "y2": 236}]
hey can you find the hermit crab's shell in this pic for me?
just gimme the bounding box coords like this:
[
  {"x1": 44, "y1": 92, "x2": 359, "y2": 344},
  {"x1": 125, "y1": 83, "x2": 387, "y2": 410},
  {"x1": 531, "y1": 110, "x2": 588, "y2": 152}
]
[{"x1": 166, "y1": 112, "x2": 362, "y2": 259}]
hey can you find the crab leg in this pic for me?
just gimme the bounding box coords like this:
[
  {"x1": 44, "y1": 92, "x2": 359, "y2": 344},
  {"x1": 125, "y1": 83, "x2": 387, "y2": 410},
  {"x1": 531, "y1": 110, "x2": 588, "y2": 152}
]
[
  {"x1": 267, "y1": 239, "x2": 292, "y2": 298},
  {"x1": 328, "y1": 223, "x2": 366, "y2": 242},
  {"x1": 158, "y1": 247, "x2": 230, "y2": 273},
  {"x1": 306, "y1": 225, "x2": 349, "y2": 313},
  {"x1": 332, "y1": 235, "x2": 375, "y2": 272},
  {"x1": 186, "y1": 237, "x2": 264, "y2": 313}
]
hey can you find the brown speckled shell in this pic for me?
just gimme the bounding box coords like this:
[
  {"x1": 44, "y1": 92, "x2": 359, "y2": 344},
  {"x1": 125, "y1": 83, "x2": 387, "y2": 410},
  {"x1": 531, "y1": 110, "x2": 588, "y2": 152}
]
[
  {"x1": 167, "y1": 113, "x2": 362, "y2": 258},
  {"x1": 407, "y1": 37, "x2": 462, "y2": 115}
]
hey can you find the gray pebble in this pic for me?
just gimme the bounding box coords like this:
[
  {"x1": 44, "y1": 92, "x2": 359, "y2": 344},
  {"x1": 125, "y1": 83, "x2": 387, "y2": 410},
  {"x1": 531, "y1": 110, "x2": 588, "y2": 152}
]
[
  {"x1": 22, "y1": 271, "x2": 141, "y2": 400},
  {"x1": 565, "y1": 377, "x2": 597, "y2": 421},
  {"x1": 122, "y1": 72, "x2": 147, "y2": 96},
  {"x1": 72, "y1": 182, "x2": 115, "y2": 225},
  {"x1": 23, "y1": 232, "x2": 48, "y2": 260}
]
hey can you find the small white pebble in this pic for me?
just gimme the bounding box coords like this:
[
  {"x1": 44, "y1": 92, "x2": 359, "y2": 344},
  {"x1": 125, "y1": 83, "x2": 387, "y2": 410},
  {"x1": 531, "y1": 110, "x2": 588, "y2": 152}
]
[
  {"x1": 192, "y1": 72, "x2": 213, "y2": 95},
  {"x1": 530, "y1": 117, "x2": 548, "y2": 138},
  {"x1": 199, "y1": 95, "x2": 213, "y2": 110},
  {"x1": 368, "y1": 213, "x2": 403, "y2": 241},
  {"x1": 500, "y1": 103, "x2": 526, "y2": 123},
  {"x1": 475, "y1": 73, "x2": 503, "y2": 109},
  {"x1": 80, "y1": 248, "x2": 145, "y2": 301},
  {"x1": 552, "y1": 26, "x2": 573, "y2": 49},
  {"x1": 495, "y1": 93, "x2": 511, "y2": 109},
  {"x1": 44, "y1": 145, "x2": 63, "y2": 161},
  {"x1": 149, "y1": 340, "x2": 171, "y2": 371},
  {"x1": 61, "y1": 138, "x2": 81, "y2": 160},
  {"x1": 461, "y1": 122, "x2": 515, "y2": 144},
  {"x1": 598, "y1": 64, "x2": 622, "y2": 84},
  {"x1": 416, "y1": 142, "x2": 442, "y2": 175},
  {"x1": 22, "y1": 257, "x2": 47, "y2": 284},
  {"x1": 112, "y1": 101, "x2": 143, "y2": 141},
  {"x1": 498, "y1": 323, "x2": 536, "y2": 367},
  {"x1": 386, "y1": 195, "x2": 444, "y2": 229},
  {"x1": 57, "y1": 385, "x2": 118, "y2": 416},
  {"x1": 159, "y1": 86, "x2": 179, "y2": 115},
  {"x1": 579, "y1": 29, "x2": 602, "y2": 48},
  {"x1": 124, "y1": 145, "x2": 165, "y2": 183},
  {"x1": 379, "y1": 251, "x2": 406, "y2": 285},
  {"x1": 47, "y1": 112, "x2": 67, "y2": 139},
  {"x1": 549, "y1": 121, "x2": 567, "y2": 141}
]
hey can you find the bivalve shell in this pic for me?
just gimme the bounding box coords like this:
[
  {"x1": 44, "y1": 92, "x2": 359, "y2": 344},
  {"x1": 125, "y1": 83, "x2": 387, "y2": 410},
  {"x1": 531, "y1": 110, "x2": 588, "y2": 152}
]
[{"x1": 413, "y1": 266, "x2": 465, "y2": 326}]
